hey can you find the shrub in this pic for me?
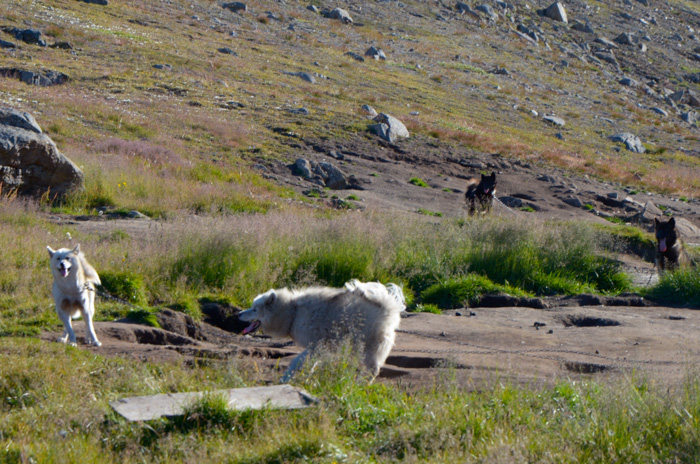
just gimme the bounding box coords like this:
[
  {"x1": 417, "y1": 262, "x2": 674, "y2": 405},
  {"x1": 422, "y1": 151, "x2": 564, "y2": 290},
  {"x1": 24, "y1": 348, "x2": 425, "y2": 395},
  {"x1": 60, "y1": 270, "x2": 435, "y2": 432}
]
[
  {"x1": 99, "y1": 270, "x2": 148, "y2": 306},
  {"x1": 409, "y1": 177, "x2": 429, "y2": 188}
]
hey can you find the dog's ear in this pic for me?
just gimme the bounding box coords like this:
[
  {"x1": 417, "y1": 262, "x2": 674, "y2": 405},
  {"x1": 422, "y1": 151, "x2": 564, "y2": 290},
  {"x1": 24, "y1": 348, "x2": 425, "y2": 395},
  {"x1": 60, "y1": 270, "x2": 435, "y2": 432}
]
[
  {"x1": 490, "y1": 172, "x2": 496, "y2": 178},
  {"x1": 669, "y1": 217, "x2": 675, "y2": 227},
  {"x1": 655, "y1": 218, "x2": 661, "y2": 228},
  {"x1": 72, "y1": 244, "x2": 81, "y2": 255},
  {"x1": 264, "y1": 291, "x2": 276, "y2": 306},
  {"x1": 47, "y1": 246, "x2": 55, "y2": 258}
]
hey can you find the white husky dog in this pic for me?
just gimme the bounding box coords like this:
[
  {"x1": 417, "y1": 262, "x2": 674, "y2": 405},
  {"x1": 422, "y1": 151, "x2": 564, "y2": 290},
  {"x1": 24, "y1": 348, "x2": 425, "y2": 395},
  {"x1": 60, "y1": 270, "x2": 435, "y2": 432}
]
[
  {"x1": 239, "y1": 279, "x2": 406, "y2": 382},
  {"x1": 47, "y1": 244, "x2": 102, "y2": 347}
]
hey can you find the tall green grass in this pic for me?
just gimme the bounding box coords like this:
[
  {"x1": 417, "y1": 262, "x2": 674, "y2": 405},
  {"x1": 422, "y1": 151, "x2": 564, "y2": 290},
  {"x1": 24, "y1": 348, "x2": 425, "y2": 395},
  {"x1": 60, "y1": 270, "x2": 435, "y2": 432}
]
[
  {"x1": 644, "y1": 268, "x2": 700, "y2": 307},
  {"x1": 0, "y1": 203, "x2": 635, "y2": 336}
]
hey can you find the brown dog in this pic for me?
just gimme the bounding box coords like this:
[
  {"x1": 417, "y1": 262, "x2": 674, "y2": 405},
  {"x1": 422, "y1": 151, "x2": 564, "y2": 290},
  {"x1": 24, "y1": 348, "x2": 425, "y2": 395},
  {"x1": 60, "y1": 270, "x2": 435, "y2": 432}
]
[
  {"x1": 654, "y1": 217, "x2": 691, "y2": 273},
  {"x1": 465, "y1": 172, "x2": 497, "y2": 216}
]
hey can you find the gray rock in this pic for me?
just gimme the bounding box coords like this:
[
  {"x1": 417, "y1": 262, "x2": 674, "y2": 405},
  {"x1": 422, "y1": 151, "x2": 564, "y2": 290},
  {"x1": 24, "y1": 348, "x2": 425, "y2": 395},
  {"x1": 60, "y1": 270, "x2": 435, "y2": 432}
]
[
  {"x1": 456, "y1": 2, "x2": 481, "y2": 19},
  {"x1": 667, "y1": 89, "x2": 699, "y2": 107},
  {"x1": 650, "y1": 107, "x2": 668, "y2": 116},
  {"x1": 636, "y1": 201, "x2": 663, "y2": 224},
  {"x1": 344, "y1": 52, "x2": 365, "y2": 62},
  {"x1": 3, "y1": 28, "x2": 46, "y2": 47},
  {"x1": 499, "y1": 196, "x2": 524, "y2": 208},
  {"x1": 313, "y1": 162, "x2": 349, "y2": 189},
  {"x1": 681, "y1": 111, "x2": 698, "y2": 125},
  {"x1": 127, "y1": 210, "x2": 149, "y2": 219},
  {"x1": 0, "y1": 108, "x2": 42, "y2": 133},
  {"x1": 49, "y1": 41, "x2": 73, "y2": 50},
  {"x1": 0, "y1": 108, "x2": 83, "y2": 196},
  {"x1": 360, "y1": 104, "x2": 378, "y2": 118},
  {"x1": 675, "y1": 218, "x2": 700, "y2": 241},
  {"x1": 562, "y1": 196, "x2": 584, "y2": 208},
  {"x1": 369, "y1": 113, "x2": 409, "y2": 143},
  {"x1": 594, "y1": 37, "x2": 619, "y2": 49},
  {"x1": 365, "y1": 46, "x2": 386, "y2": 60},
  {"x1": 594, "y1": 52, "x2": 620, "y2": 69},
  {"x1": 293, "y1": 158, "x2": 313, "y2": 178},
  {"x1": 325, "y1": 8, "x2": 353, "y2": 24},
  {"x1": 543, "y1": 115, "x2": 565, "y2": 126},
  {"x1": 475, "y1": 4, "x2": 498, "y2": 20},
  {"x1": 292, "y1": 158, "x2": 350, "y2": 189},
  {"x1": 610, "y1": 132, "x2": 645, "y2": 153},
  {"x1": 285, "y1": 71, "x2": 316, "y2": 83},
  {"x1": 77, "y1": 0, "x2": 108, "y2": 4},
  {"x1": 222, "y1": 2, "x2": 247, "y2": 13},
  {"x1": 217, "y1": 47, "x2": 237, "y2": 55},
  {"x1": 619, "y1": 77, "x2": 639, "y2": 87},
  {"x1": 571, "y1": 19, "x2": 595, "y2": 33},
  {"x1": 614, "y1": 32, "x2": 636, "y2": 45},
  {"x1": 0, "y1": 68, "x2": 70, "y2": 87},
  {"x1": 539, "y1": 2, "x2": 568, "y2": 24},
  {"x1": 307, "y1": 4, "x2": 319, "y2": 13}
]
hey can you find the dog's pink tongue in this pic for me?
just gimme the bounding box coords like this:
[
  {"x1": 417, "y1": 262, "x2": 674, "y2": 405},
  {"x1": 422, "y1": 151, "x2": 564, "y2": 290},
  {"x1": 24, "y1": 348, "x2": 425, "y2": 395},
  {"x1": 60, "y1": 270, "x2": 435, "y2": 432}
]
[
  {"x1": 659, "y1": 239, "x2": 667, "y2": 253},
  {"x1": 242, "y1": 320, "x2": 261, "y2": 335},
  {"x1": 60, "y1": 268, "x2": 69, "y2": 277}
]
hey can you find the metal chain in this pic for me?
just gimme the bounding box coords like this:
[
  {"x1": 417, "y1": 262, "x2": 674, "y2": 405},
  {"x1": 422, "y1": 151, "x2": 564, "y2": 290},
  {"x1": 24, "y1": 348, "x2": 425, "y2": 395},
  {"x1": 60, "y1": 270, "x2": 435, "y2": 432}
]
[{"x1": 394, "y1": 328, "x2": 684, "y2": 368}]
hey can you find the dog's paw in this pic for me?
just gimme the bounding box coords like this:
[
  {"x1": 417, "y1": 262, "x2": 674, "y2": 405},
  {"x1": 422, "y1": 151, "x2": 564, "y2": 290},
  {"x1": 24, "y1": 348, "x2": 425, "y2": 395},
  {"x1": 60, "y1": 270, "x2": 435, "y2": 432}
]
[
  {"x1": 56, "y1": 337, "x2": 68, "y2": 344},
  {"x1": 92, "y1": 340, "x2": 102, "y2": 347},
  {"x1": 68, "y1": 342, "x2": 78, "y2": 347}
]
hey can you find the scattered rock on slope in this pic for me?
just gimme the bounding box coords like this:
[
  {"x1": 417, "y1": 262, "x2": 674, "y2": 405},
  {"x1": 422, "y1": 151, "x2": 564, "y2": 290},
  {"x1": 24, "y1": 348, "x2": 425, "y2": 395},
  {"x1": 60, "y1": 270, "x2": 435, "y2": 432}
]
[
  {"x1": 610, "y1": 132, "x2": 645, "y2": 153},
  {"x1": 369, "y1": 113, "x2": 410, "y2": 143},
  {"x1": 324, "y1": 8, "x2": 353, "y2": 24},
  {"x1": 538, "y1": 2, "x2": 568, "y2": 24}
]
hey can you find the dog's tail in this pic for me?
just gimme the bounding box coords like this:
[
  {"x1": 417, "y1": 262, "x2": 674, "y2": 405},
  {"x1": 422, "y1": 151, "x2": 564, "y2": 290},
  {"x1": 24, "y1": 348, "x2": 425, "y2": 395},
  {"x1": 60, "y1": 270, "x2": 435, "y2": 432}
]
[{"x1": 345, "y1": 280, "x2": 406, "y2": 312}]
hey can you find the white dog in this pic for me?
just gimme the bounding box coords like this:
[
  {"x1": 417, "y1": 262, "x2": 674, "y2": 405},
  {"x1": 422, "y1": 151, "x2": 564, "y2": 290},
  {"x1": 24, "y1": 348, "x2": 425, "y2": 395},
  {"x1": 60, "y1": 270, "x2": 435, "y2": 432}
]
[
  {"x1": 47, "y1": 244, "x2": 102, "y2": 347},
  {"x1": 239, "y1": 280, "x2": 406, "y2": 382}
]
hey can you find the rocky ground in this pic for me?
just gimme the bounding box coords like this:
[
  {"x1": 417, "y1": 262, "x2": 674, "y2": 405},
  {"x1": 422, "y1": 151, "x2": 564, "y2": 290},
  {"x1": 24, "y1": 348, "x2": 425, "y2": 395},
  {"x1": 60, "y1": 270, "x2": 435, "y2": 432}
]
[{"x1": 50, "y1": 132, "x2": 700, "y2": 389}]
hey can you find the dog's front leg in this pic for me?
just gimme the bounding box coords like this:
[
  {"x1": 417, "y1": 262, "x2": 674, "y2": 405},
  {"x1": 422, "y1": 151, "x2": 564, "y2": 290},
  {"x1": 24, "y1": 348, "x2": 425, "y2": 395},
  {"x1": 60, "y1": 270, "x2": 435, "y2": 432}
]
[
  {"x1": 82, "y1": 294, "x2": 101, "y2": 347},
  {"x1": 57, "y1": 310, "x2": 77, "y2": 346},
  {"x1": 280, "y1": 349, "x2": 308, "y2": 384}
]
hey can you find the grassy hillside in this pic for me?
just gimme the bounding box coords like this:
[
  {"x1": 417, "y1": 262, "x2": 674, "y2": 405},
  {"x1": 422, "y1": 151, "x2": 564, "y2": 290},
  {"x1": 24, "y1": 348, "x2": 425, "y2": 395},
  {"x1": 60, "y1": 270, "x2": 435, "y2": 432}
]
[{"x1": 1, "y1": 0, "x2": 699, "y2": 216}]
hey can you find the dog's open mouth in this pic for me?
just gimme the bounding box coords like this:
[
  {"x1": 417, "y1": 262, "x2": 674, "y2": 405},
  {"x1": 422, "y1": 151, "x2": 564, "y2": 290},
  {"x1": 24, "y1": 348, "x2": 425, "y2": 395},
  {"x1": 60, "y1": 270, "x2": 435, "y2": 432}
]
[
  {"x1": 659, "y1": 238, "x2": 667, "y2": 253},
  {"x1": 59, "y1": 267, "x2": 70, "y2": 277},
  {"x1": 242, "y1": 320, "x2": 261, "y2": 335}
]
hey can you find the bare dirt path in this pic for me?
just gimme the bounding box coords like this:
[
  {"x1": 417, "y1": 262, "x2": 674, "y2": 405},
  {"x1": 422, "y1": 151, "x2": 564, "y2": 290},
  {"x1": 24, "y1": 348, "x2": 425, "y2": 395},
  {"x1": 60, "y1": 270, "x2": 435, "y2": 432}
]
[{"x1": 41, "y1": 302, "x2": 700, "y2": 389}]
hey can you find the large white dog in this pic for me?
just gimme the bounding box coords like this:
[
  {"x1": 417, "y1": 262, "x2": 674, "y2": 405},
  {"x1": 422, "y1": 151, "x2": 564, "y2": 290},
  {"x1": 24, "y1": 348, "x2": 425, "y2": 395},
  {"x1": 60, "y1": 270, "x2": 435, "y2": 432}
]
[
  {"x1": 47, "y1": 244, "x2": 102, "y2": 347},
  {"x1": 239, "y1": 280, "x2": 406, "y2": 382}
]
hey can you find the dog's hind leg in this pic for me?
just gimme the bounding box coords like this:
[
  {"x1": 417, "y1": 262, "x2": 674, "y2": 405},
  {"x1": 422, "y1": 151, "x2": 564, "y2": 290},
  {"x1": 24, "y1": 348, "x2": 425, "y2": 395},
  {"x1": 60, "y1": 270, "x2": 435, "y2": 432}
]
[{"x1": 280, "y1": 349, "x2": 308, "y2": 384}]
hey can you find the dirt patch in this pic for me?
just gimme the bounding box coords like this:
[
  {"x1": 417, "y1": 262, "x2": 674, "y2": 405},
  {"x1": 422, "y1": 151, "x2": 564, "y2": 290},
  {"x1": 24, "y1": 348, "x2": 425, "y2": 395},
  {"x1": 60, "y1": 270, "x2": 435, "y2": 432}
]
[{"x1": 41, "y1": 302, "x2": 700, "y2": 389}]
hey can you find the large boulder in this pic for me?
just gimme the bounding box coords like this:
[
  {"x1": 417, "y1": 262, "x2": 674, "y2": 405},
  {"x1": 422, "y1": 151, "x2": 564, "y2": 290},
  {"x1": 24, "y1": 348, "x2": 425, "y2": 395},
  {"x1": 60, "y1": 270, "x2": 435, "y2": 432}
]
[
  {"x1": 325, "y1": 8, "x2": 353, "y2": 24},
  {"x1": 0, "y1": 107, "x2": 84, "y2": 196},
  {"x1": 538, "y1": 2, "x2": 567, "y2": 24},
  {"x1": 291, "y1": 158, "x2": 351, "y2": 189},
  {"x1": 610, "y1": 132, "x2": 645, "y2": 153},
  {"x1": 369, "y1": 113, "x2": 410, "y2": 143}
]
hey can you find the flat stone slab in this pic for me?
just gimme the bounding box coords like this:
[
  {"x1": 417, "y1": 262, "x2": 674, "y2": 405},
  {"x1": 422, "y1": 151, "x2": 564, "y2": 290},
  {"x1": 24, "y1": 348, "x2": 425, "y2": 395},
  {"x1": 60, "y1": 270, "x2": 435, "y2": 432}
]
[{"x1": 110, "y1": 385, "x2": 317, "y2": 421}]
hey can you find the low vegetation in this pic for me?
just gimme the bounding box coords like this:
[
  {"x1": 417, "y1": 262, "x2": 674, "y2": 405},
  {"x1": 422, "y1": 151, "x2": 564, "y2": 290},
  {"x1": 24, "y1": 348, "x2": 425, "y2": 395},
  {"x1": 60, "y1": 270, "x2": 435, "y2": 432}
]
[
  {"x1": 0, "y1": 195, "x2": 641, "y2": 336},
  {"x1": 1, "y1": 338, "x2": 700, "y2": 463}
]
